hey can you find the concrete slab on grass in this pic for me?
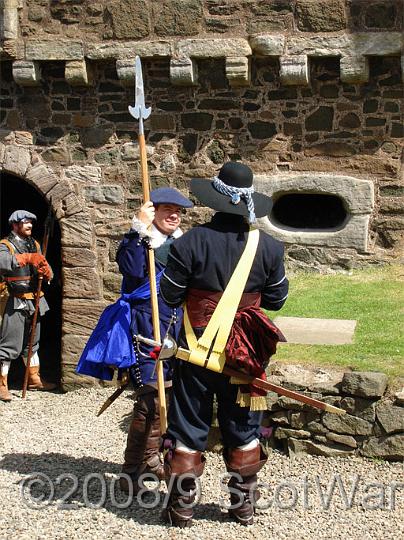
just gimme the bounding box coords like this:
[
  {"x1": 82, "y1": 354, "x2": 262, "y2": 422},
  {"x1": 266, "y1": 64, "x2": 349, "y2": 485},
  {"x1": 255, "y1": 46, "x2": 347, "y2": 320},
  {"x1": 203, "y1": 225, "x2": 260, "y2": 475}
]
[{"x1": 273, "y1": 316, "x2": 357, "y2": 345}]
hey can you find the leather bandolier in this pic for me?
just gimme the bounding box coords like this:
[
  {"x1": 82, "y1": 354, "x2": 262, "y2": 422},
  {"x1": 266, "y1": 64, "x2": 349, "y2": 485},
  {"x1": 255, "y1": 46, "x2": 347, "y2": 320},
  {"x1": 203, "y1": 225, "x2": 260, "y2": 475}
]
[{"x1": 0, "y1": 235, "x2": 43, "y2": 300}]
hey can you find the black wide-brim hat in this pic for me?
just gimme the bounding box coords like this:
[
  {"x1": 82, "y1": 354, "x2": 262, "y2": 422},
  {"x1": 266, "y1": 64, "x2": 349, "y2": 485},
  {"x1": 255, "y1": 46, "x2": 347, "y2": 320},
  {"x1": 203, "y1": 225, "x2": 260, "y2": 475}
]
[{"x1": 191, "y1": 162, "x2": 272, "y2": 219}]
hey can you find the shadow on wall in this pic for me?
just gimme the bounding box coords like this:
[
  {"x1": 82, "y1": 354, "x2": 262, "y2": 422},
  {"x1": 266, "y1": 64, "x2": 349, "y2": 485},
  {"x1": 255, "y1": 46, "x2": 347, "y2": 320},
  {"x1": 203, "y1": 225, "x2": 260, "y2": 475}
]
[{"x1": 0, "y1": 171, "x2": 62, "y2": 384}]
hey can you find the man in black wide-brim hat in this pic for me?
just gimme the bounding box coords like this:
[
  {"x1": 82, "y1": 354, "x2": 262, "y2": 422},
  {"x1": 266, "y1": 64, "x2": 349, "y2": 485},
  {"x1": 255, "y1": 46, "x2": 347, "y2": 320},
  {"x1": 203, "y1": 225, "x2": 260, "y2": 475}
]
[{"x1": 160, "y1": 162, "x2": 289, "y2": 527}]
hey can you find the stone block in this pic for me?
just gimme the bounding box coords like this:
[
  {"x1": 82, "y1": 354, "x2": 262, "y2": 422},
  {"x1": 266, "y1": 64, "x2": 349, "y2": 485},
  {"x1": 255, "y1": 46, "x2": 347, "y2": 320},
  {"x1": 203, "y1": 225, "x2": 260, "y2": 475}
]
[
  {"x1": 341, "y1": 372, "x2": 388, "y2": 398},
  {"x1": 154, "y1": 0, "x2": 203, "y2": 36},
  {"x1": 322, "y1": 412, "x2": 373, "y2": 436},
  {"x1": 62, "y1": 299, "x2": 108, "y2": 335},
  {"x1": 61, "y1": 192, "x2": 84, "y2": 218},
  {"x1": 268, "y1": 362, "x2": 344, "y2": 394},
  {"x1": 340, "y1": 397, "x2": 376, "y2": 422},
  {"x1": 12, "y1": 61, "x2": 41, "y2": 86},
  {"x1": 62, "y1": 247, "x2": 96, "y2": 268},
  {"x1": 116, "y1": 59, "x2": 136, "y2": 86},
  {"x1": 296, "y1": 0, "x2": 346, "y2": 32},
  {"x1": 170, "y1": 57, "x2": 198, "y2": 86},
  {"x1": 60, "y1": 213, "x2": 93, "y2": 248},
  {"x1": 65, "y1": 60, "x2": 93, "y2": 86},
  {"x1": 340, "y1": 55, "x2": 369, "y2": 84},
  {"x1": 288, "y1": 438, "x2": 354, "y2": 457},
  {"x1": 0, "y1": 143, "x2": 5, "y2": 165},
  {"x1": 306, "y1": 421, "x2": 328, "y2": 435},
  {"x1": 177, "y1": 38, "x2": 251, "y2": 58},
  {"x1": 287, "y1": 32, "x2": 401, "y2": 58},
  {"x1": 269, "y1": 411, "x2": 290, "y2": 425},
  {"x1": 255, "y1": 174, "x2": 374, "y2": 251},
  {"x1": 25, "y1": 162, "x2": 58, "y2": 194},
  {"x1": 275, "y1": 428, "x2": 311, "y2": 439},
  {"x1": 395, "y1": 389, "x2": 404, "y2": 405},
  {"x1": 41, "y1": 147, "x2": 69, "y2": 163},
  {"x1": 64, "y1": 165, "x2": 102, "y2": 184},
  {"x1": 280, "y1": 55, "x2": 309, "y2": 86},
  {"x1": 63, "y1": 267, "x2": 101, "y2": 299},
  {"x1": 361, "y1": 435, "x2": 404, "y2": 461},
  {"x1": 83, "y1": 185, "x2": 124, "y2": 205},
  {"x1": 3, "y1": 145, "x2": 31, "y2": 178},
  {"x1": 122, "y1": 142, "x2": 154, "y2": 160},
  {"x1": 376, "y1": 401, "x2": 404, "y2": 434},
  {"x1": 103, "y1": 271, "x2": 122, "y2": 302},
  {"x1": 14, "y1": 131, "x2": 33, "y2": 145},
  {"x1": 3, "y1": 0, "x2": 18, "y2": 40},
  {"x1": 61, "y1": 368, "x2": 100, "y2": 391},
  {"x1": 86, "y1": 41, "x2": 172, "y2": 60},
  {"x1": 61, "y1": 334, "x2": 88, "y2": 360},
  {"x1": 46, "y1": 181, "x2": 73, "y2": 211},
  {"x1": 25, "y1": 40, "x2": 84, "y2": 61},
  {"x1": 326, "y1": 432, "x2": 357, "y2": 448},
  {"x1": 226, "y1": 57, "x2": 250, "y2": 87},
  {"x1": 107, "y1": 0, "x2": 149, "y2": 39},
  {"x1": 249, "y1": 34, "x2": 285, "y2": 56}
]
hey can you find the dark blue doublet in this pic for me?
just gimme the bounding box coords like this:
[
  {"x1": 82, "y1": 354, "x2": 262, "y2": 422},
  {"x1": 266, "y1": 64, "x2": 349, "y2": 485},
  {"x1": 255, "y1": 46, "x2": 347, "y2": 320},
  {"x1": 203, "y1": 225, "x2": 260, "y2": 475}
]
[{"x1": 116, "y1": 231, "x2": 183, "y2": 387}]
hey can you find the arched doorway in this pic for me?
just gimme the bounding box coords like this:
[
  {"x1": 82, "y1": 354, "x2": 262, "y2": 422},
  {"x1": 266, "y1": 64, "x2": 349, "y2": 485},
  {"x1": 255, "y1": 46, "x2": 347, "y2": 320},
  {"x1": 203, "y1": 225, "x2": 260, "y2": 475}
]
[{"x1": 0, "y1": 171, "x2": 62, "y2": 385}]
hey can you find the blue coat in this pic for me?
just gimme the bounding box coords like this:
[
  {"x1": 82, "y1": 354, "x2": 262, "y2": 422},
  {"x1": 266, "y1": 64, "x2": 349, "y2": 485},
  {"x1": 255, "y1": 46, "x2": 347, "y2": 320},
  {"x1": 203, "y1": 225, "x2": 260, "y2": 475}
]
[
  {"x1": 76, "y1": 231, "x2": 183, "y2": 387},
  {"x1": 116, "y1": 231, "x2": 183, "y2": 387}
]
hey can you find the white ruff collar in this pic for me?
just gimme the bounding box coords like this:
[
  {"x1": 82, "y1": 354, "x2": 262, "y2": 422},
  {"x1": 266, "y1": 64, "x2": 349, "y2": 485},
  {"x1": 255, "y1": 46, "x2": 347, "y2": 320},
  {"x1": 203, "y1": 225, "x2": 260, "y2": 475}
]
[{"x1": 131, "y1": 217, "x2": 182, "y2": 248}]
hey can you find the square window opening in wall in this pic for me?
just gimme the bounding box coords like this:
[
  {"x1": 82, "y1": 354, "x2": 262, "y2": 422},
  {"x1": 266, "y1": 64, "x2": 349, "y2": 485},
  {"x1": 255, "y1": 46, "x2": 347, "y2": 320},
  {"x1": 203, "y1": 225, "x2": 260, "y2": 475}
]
[{"x1": 254, "y1": 174, "x2": 374, "y2": 252}]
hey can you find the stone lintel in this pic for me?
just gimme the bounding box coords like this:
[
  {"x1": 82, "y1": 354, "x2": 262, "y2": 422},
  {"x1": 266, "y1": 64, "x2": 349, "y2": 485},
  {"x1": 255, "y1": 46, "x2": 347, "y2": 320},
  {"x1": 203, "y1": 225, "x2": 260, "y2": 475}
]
[
  {"x1": 287, "y1": 32, "x2": 401, "y2": 57},
  {"x1": 259, "y1": 214, "x2": 371, "y2": 251},
  {"x1": 65, "y1": 59, "x2": 93, "y2": 86},
  {"x1": 249, "y1": 34, "x2": 285, "y2": 56},
  {"x1": 255, "y1": 174, "x2": 374, "y2": 213},
  {"x1": 279, "y1": 55, "x2": 309, "y2": 86},
  {"x1": 12, "y1": 60, "x2": 40, "y2": 86},
  {"x1": 340, "y1": 55, "x2": 369, "y2": 84},
  {"x1": 177, "y1": 38, "x2": 251, "y2": 58},
  {"x1": 25, "y1": 40, "x2": 84, "y2": 61},
  {"x1": 352, "y1": 32, "x2": 401, "y2": 56},
  {"x1": 86, "y1": 41, "x2": 172, "y2": 60},
  {"x1": 3, "y1": 0, "x2": 19, "y2": 40},
  {"x1": 170, "y1": 57, "x2": 198, "y2": 86},
  {"x1": 226, "y1": 57, "x2": 250, "y2": 87}
]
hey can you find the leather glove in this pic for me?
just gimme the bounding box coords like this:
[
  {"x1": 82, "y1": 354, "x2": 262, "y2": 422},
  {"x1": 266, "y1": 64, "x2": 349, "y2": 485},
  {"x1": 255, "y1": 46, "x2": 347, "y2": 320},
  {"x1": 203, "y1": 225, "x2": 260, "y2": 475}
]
[
  {"x1": 15, "y1": 253, "x2": 47, "y2": 268},
  {"x1": 37, "y1": 260, "x2": 53, "y2": 282},
  {"x1": 15, "y1": 253, "x2": 53, "y2": 281}
]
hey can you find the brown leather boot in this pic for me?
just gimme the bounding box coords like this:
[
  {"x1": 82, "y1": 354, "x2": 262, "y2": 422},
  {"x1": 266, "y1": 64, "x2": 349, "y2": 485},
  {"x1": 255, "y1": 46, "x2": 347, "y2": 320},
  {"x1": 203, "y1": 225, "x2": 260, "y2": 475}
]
[
  {"x1": 0, "y1": 373, "x2": 12, "y2": 402},
  {"x1": 223, "y1": 444, "x2": 268, "y2": 526},
  {"x1": 120, "y1": 390, "x2": 166, "y2": 494},
  {"x1": 27, "y1": 366, "x2": 57, "y2": 391},
  {"x1": 163, "y1": 448, "x2": 205, "y2": 528}
]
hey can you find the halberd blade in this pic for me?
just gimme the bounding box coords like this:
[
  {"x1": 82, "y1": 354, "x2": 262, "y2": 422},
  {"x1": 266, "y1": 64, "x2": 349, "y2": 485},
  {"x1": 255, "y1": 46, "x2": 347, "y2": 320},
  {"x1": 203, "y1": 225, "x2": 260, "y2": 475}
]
[{"x1": 128, "y1": 56, "x2": 151, "y2": 120}]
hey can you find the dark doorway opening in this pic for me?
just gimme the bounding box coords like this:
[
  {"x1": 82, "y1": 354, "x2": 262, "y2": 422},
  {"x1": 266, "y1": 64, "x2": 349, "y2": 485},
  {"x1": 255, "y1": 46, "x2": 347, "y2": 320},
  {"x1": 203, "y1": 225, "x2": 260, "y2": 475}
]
[
  {"x1": 271, "y1": 193, "x2": 347, "y2": 230},
  {"x1": 0, "y1": 172, "x2": 62, "y2": 385}
]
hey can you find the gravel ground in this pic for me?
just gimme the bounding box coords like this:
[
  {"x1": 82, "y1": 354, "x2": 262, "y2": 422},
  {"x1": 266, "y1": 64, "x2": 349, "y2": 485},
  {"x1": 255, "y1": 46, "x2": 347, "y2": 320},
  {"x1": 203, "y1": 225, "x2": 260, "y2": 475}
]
[{"x1": 1, "y1": 387, "x2": 403, "y2": 540}]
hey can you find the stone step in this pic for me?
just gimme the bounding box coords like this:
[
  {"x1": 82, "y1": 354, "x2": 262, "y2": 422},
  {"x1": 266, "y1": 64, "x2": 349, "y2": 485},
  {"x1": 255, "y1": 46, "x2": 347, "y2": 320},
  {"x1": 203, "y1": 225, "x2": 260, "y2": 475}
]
[{"x1": 274, "y1": 316, "x2": 357, "y2": 345}]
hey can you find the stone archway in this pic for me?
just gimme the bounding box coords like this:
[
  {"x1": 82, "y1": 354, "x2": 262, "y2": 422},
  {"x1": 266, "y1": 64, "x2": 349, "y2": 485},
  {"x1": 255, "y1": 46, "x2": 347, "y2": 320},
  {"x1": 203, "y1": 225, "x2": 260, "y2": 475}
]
[{"x1": 0, "y1": 141, "x2": 102, "y2": 389}]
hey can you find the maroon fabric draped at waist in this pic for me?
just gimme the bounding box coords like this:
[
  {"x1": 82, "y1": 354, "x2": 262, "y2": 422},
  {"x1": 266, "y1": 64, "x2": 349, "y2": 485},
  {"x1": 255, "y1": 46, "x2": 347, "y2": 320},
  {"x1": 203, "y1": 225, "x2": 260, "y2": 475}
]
[{"x1": 186, "y1": 288, "x2": 261, "y2": 328}]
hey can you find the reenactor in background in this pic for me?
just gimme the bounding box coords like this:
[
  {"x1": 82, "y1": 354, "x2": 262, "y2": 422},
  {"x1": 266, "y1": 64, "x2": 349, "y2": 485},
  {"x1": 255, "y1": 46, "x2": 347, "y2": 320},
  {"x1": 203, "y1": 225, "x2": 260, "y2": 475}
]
[{"x1": 0, "y1": 210, "x2": 54, "y2": 402}]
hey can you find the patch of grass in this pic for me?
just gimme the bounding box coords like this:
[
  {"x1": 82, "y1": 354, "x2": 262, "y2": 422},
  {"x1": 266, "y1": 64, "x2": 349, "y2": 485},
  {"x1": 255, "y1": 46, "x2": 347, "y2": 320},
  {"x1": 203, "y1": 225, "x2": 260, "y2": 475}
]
[{"x1": 267, "y1": 265, "x2": 404, "y2": 377}]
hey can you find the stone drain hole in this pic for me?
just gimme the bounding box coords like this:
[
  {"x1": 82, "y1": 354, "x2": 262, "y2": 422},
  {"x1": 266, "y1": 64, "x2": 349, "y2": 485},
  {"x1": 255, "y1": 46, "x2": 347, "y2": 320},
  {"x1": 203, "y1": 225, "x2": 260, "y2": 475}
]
[{"x1": 270, "y1": 193, "x2": 348, "y2": 230}]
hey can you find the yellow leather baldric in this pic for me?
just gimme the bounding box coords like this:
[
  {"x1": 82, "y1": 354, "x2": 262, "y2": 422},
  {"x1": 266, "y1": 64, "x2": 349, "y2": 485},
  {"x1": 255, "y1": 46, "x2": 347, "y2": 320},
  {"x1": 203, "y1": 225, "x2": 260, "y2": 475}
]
[{"x1": 184, "y1": 228, "x2": 259, "y2": 373}]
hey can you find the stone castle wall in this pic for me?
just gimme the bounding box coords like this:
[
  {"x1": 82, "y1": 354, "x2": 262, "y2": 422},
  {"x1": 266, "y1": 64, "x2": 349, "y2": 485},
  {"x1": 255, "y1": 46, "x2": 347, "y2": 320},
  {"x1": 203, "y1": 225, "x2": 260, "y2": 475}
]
[{"x1": 0, "y1": 1, "x2": 403, "y2": 387}]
